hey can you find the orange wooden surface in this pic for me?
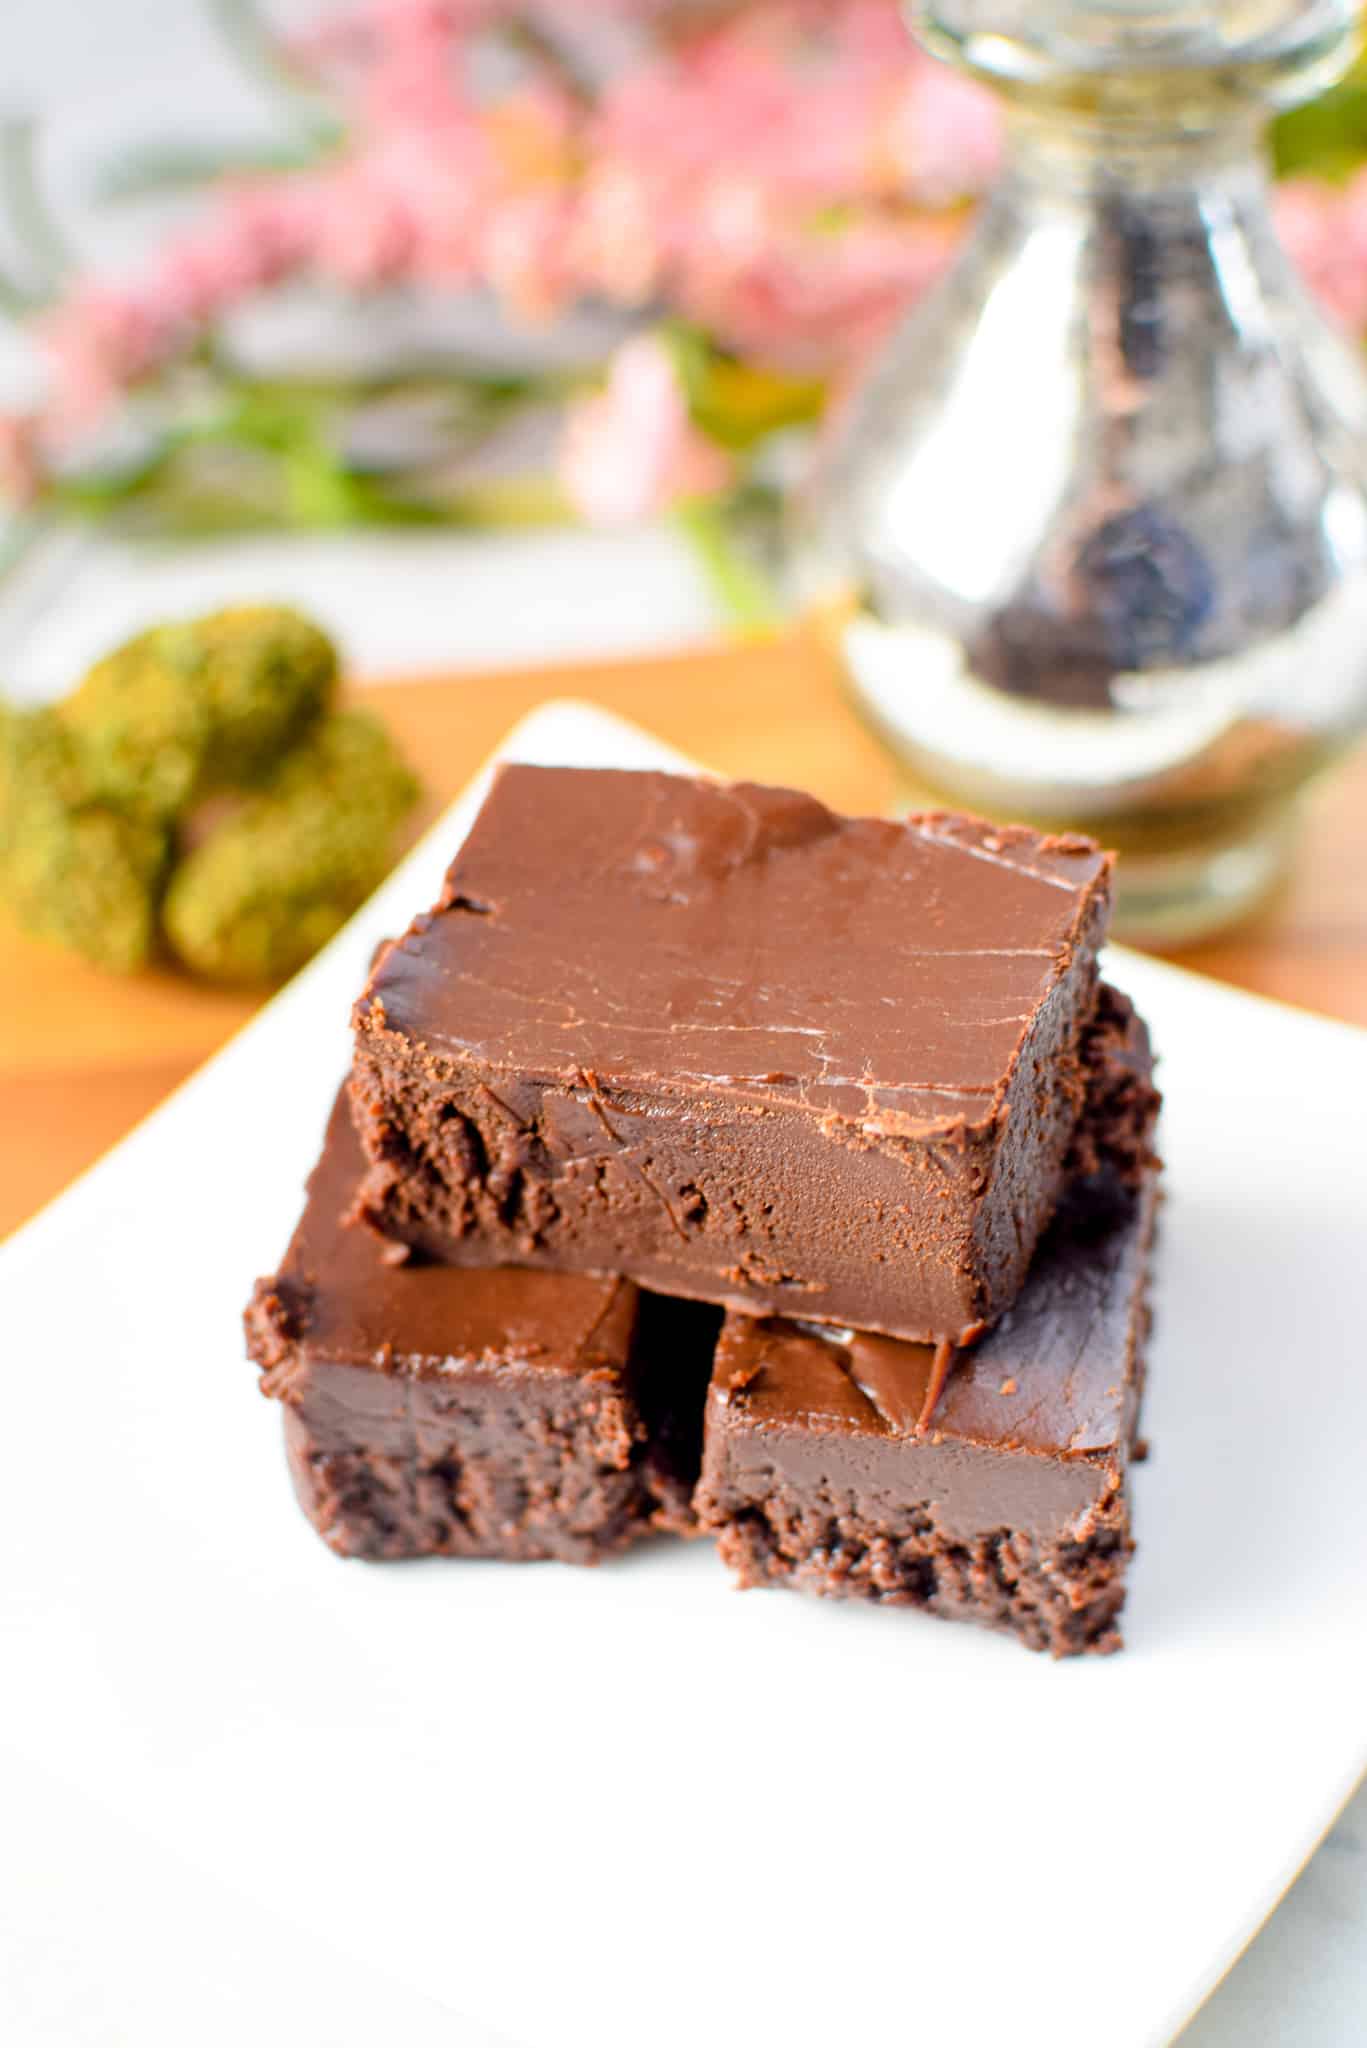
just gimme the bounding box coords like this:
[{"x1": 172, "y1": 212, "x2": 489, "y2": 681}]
[{"x1": 4, "y1": 629, "x2": 1366, "y2": 1239}]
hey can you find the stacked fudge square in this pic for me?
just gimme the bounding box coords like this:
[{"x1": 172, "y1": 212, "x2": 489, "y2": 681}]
[{"x1": 247, "y1": 765, "x2": 1161, "y2": 1656}]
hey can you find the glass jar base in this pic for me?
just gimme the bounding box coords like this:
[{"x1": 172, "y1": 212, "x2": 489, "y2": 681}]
[
  {"x1": 1106, "y1": 816, "x2": 1298, "y2": 945},
  {"x1": 881, "y1": 738, "x2": 1305, "y2": 946}
]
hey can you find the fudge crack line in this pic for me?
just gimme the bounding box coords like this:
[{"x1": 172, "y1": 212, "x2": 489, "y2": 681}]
[
  {"x1": 917, "y1": 832, "x2": 1081, "y2": 887},
  {"x1": 575, "y1": 1066, "x2": 693, "y2": 1245},
  {"x1": 916, "y1": 819, "x2": 1098, "y2": 892},
  {"x1": 475, "y1": 1081, "x2": 532, "y2": 1132},
  {"x1": 426, "y1": 965, "x2": 589, "y2": 1026}
]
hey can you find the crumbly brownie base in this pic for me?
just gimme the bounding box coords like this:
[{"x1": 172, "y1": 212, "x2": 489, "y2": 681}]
[
  {"x1": 276, "y1": 1359, "x2": 695, "y2": 1566},
  {"x1": 1066, "y1": 983, "x2": 1162, "y2": 1190},
  {"x1": 694, "y1": 1223, "x2": 1155, "y2": 1656},
  {"x1": 707, "y1": 1438, "x2": 1139, "y2": 1657}
]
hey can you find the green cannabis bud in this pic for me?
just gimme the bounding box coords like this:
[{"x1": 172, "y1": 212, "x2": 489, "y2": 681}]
[
  {"x1": 163, "y1": 710, "x2": 419, "y2": 984},
  {"x1": 0, "y1": 705, "x2": 169, "y2": 972},
  {"x1": 63, "y1": 604, "x2": 338, "y2": 818}
]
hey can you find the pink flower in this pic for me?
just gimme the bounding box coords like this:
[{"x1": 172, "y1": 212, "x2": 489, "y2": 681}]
[
  {"x1": 588, "y1": 2, "x2": 993, "y2": 218},
  {"x1": 308, "y1": 158, "x2": 421, "y2": 288},
  {"x1": 149, "y1": 184, "x2": 320, "y2": 326},
  {"x1": 38, "y1": 287, "x2": 177, "y2": 438},
  {"x1": 570, "y1": 162, "x2": 666, "y2": 304},
  {"x1": 479, "y1": 187, "x2": 576, "y2": 321},
  {"x1": 9, "y1": 0, "x2": 997, "y2": 477},
  {"x1": 560, "y1": 333, "x2": 732, "y2": 526},
  {"x1": 1275, "y1": 173, "x2": 1367, "y2": 332},
  {"x1": 7, "y1": 0, "x2": 1191, "y2": 504},
  {"x1": 284, "y1": 2, "x2": 495, "y2": 85},
  {"x1": 577, "y1": 1, "x2": 986, "y2": 358},
  {"x1": 676, "y1": 214, "x2": 961, "y2": 366},
  {"x1": 884, "y1": 58, "x2": 1001, "y2": 205}
]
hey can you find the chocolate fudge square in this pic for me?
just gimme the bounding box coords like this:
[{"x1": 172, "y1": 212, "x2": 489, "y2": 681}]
[
  {"x1": 245, "y1": 1093, "x2": 717, "y2": 1564},
  {"x1": 350, "y1": 765, "x2": 1113, "y2": 1345},
  {"x1": 694, "y1": 1003, "x2": 1160, "y2": 1657}
]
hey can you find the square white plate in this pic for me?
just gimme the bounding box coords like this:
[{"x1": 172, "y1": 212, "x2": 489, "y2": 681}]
[{"x1": 5, "y1": 701, "x2": 1366, "y2": 2048}]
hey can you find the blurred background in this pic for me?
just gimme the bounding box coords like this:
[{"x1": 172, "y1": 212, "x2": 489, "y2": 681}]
[{"x1": 4, "y1": 0, "x2": 1366, "y2": 694}]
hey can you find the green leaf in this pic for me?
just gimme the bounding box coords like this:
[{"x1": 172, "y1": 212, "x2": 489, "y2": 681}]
[
  {"x1": 93, "y1": 137, "x2": 335, "y2": 203},
  {"x1": 0, "y1": 115, "x2": 72, "y2": 295},
  {"x1": 1272, "y1": 62, "x2": 1367, "y2": 181},
  {"x1": 674, "y1": 498, "x2": 784, "y2": 635},
  {"x1": 280, "y1": 447, "x2": 364, "y2": 527},
  {"x1": 659, "y1": 319, "x2": 825, "y2": 451},
  {"x1": 0, "y1": 260, "x2": 40, "y2": 317}
]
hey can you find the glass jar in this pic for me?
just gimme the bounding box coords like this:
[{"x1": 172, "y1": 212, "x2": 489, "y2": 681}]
[{"x1": 792, "y1": 1, "x2": 1367, "y2": 940}]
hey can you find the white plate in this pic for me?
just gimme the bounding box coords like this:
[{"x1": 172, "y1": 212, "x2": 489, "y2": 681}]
[{"x1": 5, "y1": 700, "x2": 1366, "y2": 2048}]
